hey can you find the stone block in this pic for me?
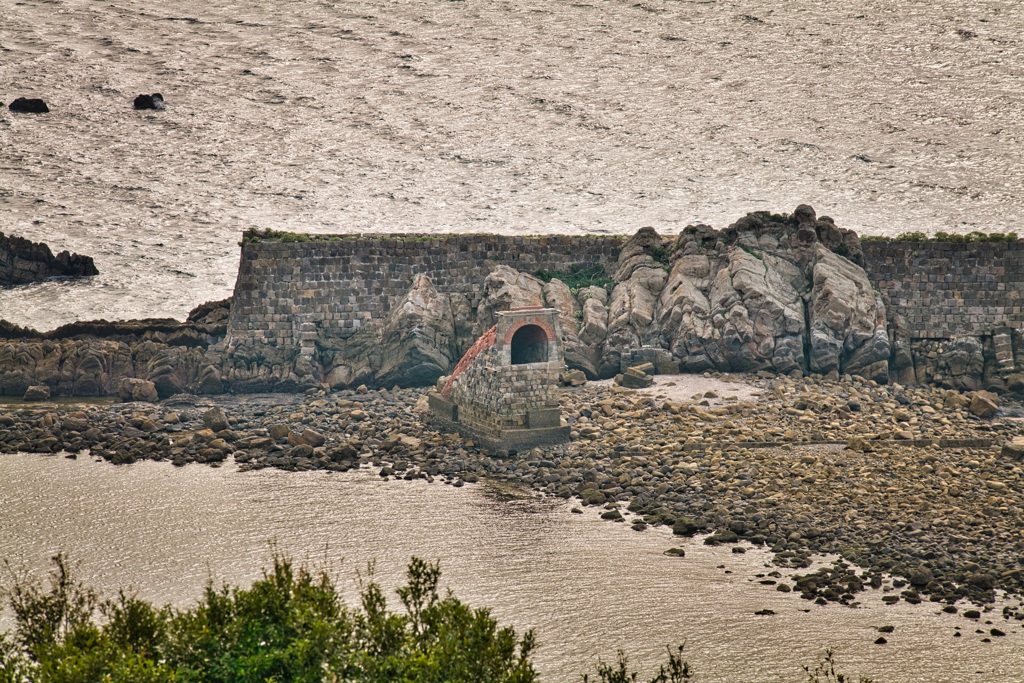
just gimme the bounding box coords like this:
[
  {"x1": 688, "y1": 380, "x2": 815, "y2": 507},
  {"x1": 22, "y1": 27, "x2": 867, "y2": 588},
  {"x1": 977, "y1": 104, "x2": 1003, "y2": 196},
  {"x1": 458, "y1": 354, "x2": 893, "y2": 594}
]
[
  {"x1": 527, "y1": 407, "x2": 561, "y2": 429},
  {"x1": 428, "y1": 392, "x2": 458, "y2": 421}
]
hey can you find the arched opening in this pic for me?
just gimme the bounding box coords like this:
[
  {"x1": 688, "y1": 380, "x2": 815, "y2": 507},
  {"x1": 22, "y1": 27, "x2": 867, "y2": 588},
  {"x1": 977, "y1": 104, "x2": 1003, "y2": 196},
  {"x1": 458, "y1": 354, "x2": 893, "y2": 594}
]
[{"x1": 510, "y1": 324, "x2": 549, "y2": 365}]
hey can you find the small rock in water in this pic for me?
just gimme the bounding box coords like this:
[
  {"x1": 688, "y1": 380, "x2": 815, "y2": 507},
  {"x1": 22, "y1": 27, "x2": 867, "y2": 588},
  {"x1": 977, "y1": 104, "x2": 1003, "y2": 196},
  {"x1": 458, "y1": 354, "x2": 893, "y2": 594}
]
[
  {"x1": 133, "y1": 93, "x2": 165, "y2": 110},
  {"x1": 874, "y1": 636, "x2": 888, "y2": 645},
  {"x1": 9, "y1": 97, "x2": 49, "y2": 113}
]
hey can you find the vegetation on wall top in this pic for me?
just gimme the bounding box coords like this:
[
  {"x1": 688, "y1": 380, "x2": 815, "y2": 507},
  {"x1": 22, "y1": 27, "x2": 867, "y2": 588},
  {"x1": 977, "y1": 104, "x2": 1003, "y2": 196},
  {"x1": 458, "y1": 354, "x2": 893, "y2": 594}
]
[{"x1": 861, "y1": 231, "x2": 1018, "y2": 243}]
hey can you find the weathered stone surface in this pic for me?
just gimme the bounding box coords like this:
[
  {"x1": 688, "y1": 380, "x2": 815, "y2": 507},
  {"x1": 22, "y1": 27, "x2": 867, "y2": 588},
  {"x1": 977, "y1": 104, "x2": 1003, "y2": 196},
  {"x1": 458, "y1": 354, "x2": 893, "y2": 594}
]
[
  {"x1": 23, "y1": 385, "x2": 50, "y2": 401},
  {"x1": 578, "y1": 291, "x2": 610, "y2": 350},
  {"x1": 0, "y1": 231, "x2": 97, "y2": 285},
  {"x1": 559, "y1": 369, "x2": 587, "y2": 386},
  {"x1": 708, "y1": 248, "x2": 805, "y2": 374},
  {"x1": 655, "y1": 255, "x2": 715, "y2": 372},
  {"x1": 808, "y1": 246, "x2": 890, "y2": 381},
  {"x1": 203, "y1": 406, "x2": 230, "y2": 432},
  {"x1": 969, "y1": 393, "x2": 999, "y2": 419},
  {"x1": 918, "y1": 337, "x2": 987, "y2": 391},
  {"x1": 118, "y1": 378, "x2": 158, "y2": 402},
  {"x1": 604, "y1": 228, "x2": 669, "y2": 378},
  {"x1": 1001, "y1": 438, "x2": 1024, "y2": 461},
  {"x1": 376, "y1": 275, "x2": 456, "y2": 387},
  {"x1": 477, "y1": 265, "x2": 545, "y2": 329},
  {"x1": 543, "y1": 278, "x2": 599, "y2": 378}
]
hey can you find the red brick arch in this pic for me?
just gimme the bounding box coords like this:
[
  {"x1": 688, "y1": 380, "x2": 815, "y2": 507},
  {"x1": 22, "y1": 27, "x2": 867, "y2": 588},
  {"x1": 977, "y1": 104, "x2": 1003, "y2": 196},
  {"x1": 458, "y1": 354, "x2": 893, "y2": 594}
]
[{"x1": 501, "y1": 316, "x2": 556, "y2": 345}]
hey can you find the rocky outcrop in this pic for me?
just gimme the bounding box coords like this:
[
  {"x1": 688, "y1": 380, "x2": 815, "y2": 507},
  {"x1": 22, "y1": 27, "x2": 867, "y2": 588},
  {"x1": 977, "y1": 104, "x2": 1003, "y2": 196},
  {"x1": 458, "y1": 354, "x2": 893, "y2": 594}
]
[
  {"x1": 543, "y1": 279, "x2": 599, "y2": 379},
  {"x1": 0, "y1": 300, "x2": 228, "y2": 397},
  {"x1": 375, "y1": 275, "x2": 457, "y2": 387},
  {"x1": 476, "y1": 265, "x2": 545, "y2": 329},
  {"x1": 1, "y1": 232, "x2": 98, "y2": 286},
  {"x1": 626, "y1": 207, "x2": 890, "y2": 380},
  {"x1": 705, "y1": 248, "x2": 805, "y2": 374},
  {"x1": 133, "y1": 93, "x2": 165, "y2": 111},
  {"x1": 603, "y1": 227, "x2": 669, "y2": 377},
  {"x1": 808, "y1": 246, "x2": 890, "y2": 380}
]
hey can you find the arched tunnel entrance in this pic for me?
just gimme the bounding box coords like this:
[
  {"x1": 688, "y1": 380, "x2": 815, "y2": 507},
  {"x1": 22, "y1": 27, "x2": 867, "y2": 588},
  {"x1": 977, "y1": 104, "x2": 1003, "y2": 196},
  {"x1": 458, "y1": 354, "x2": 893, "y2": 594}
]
[{"x1": 510, "y1": 324, "x2": 549, "y2": 364}]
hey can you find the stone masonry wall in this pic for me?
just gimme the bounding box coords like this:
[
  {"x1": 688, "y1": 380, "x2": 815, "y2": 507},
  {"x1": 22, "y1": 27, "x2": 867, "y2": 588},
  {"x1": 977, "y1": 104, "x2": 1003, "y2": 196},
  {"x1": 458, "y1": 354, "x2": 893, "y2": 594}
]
[
  {"x1": 227, "y1": 236, "x2": 1024, "y2": 367},
  {"x1": 862, "y1": 241, "x2": 1024, "y2": 339},
  {"x1": 451, "y1": 355, "x2": 560, "y2": 436},
  {"x1": 228, "y1": 234, "x2": 621, "y2": 350}
]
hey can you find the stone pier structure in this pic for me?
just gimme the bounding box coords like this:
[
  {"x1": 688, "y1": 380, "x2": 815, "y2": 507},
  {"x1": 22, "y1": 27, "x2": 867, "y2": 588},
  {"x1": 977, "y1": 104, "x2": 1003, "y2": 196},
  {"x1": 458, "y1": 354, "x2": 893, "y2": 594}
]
[{"x1": 427, "y1": 307, "x2": 570, "y2": 452}]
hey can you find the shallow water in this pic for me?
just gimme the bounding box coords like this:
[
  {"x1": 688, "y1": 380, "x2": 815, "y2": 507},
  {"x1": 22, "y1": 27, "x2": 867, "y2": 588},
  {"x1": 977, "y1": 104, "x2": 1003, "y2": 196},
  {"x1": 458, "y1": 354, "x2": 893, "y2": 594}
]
[
  {"x1": 1, "y1": 0, "x2": 1022, "y2": 329},
  {"x1": 0, "y1": 453, "x2": 1021, "y2": 682}
]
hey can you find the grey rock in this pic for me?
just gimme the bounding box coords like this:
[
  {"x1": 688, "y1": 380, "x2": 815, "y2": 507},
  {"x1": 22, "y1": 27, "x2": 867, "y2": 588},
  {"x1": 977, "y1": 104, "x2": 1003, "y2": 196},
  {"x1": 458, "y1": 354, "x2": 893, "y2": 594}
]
[{"x1": 23, "y1": 384, "x2": 50, "y2": 401}]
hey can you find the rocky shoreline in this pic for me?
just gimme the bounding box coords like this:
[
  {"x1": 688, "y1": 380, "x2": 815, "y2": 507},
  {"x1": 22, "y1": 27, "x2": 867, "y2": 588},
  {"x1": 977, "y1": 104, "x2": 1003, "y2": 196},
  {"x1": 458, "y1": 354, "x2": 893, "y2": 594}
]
[{"x1": 2, "y1": 372, "x2": 1024, "y2": 625}]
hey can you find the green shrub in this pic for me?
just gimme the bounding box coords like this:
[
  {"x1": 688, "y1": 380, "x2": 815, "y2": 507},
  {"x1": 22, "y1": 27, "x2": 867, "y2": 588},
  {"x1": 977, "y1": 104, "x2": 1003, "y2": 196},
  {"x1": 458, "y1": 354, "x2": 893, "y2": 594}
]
[
  {"x1": 533, "y1": 264, "x2": 615, "y2": 296},
  {"x1": 1, "y1": 554, "x2": 537, "y2": 683}
]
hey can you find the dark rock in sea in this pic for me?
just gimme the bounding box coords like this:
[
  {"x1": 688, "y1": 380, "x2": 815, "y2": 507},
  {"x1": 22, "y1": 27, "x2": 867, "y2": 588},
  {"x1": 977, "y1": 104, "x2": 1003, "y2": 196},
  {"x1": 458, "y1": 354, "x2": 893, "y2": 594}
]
[
  {"x1": 8, "y1": 97, "x2": 49, "y2": 113},
  {"x1": 133, "y1": 93, "x2": 165, "y2": 110},
  {"x1": 1, "y1": 232, "x2": 98, "y2": 286}
]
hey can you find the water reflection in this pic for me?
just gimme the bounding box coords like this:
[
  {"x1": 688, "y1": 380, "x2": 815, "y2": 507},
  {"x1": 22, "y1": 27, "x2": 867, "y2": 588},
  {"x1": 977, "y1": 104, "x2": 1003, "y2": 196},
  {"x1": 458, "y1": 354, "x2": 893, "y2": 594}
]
[{"x1": 0, "y1": 454, "x2": 1021, "y2": 682}]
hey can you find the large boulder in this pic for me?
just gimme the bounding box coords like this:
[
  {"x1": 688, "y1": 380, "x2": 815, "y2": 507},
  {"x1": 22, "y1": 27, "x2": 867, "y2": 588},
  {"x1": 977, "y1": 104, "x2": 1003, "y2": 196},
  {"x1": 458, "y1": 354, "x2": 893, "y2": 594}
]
[
  {"x1": 604, "y1": 228, "x2": 669, "y2": 376},
  {"x1": 543, "y1": 278, "x2": 599, "y2": 378},
  {"x1": 477, "y1": 265, "x2": 545, "y2": 329},
  {"x1": 133, "y1": 93, "x2": 165, "y2": 111},
  {"x1": 119, "y1": 378, "x2": 158, "y2": 402},
  {"x1": 807, "y1": 246, "x2": 890, "y2": 381},
  {"x1": 8, "y1": 97, "x2": 49, "y2": 114},
  {"x1": 23, "y1": 385, "x2": 50, "y2": 401},
  {"x1": 376, "y1": 274, "x2": 456, "y2": 387},
  {"x1": 706, "y1": 248, "x2": 805, "y2": 373},
  {"x1": 203, "y1": 406, "x2": 230, "y2": 432}
]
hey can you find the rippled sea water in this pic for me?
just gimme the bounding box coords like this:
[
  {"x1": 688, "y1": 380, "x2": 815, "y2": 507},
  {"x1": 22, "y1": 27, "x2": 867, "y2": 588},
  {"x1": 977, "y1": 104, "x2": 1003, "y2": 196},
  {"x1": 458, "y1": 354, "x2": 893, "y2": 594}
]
[
  {"x1": 0, "y1": 455, "x2": 1022, "y2": 682},
  {"x1": 1, "y1": 0, "x2": 1022, "y2": 329}
]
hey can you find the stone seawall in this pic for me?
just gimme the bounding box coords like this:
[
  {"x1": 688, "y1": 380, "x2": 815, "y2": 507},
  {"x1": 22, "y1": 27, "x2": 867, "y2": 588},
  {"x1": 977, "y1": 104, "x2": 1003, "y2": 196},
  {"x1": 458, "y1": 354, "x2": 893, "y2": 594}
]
[
  {"x1": 228, "y1": 234, "x2": 622, "y2": 350},
  {"x1": 862, "y1": 241, "x2": 1024, "y2": 339},
  {"x1": 7, "y1": 209, "x2": 1024, "y2": 398}
]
